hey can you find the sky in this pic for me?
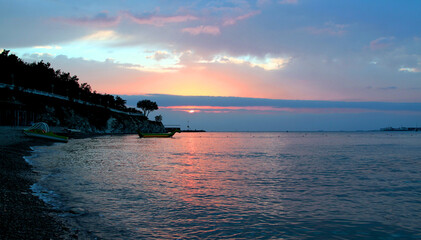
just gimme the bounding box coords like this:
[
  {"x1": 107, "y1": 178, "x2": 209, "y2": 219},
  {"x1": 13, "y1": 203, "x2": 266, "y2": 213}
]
[{"x1": 1, "y1": 0, "x2": 421, "y2": 131}]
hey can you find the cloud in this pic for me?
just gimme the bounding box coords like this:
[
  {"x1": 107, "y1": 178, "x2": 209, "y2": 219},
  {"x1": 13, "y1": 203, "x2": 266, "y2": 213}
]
[
  {"x1": 181, "y1": 10, "x2": 260, "y2": 36},
  {"x1": 201, "y1": 54, "x2": 291, "y2": 71},
  {"x1": 370, "y1": 36, "x2": 395, "y2": 50},
  {"x1": 251, "y1": 57, "x2": 290, "y2": 70},
  {"x1": 399, "y1": 67, "x2": 420, "y2": 73},
  {"x1": 122, "y1": 94, "x2": 421, "y2": 114},
  {"x1": 160, "y1": 105, "x2": 376, "y2": 114},
  {"x1": 25, "y1": 52, "x2": 55, "y2": 58},
  {"x1": 378, "y1": 86, "x2": 398, "y2": 90},
  {"x1": 125, "y1": 12, "x2": 198, "y2": 26},
  {"x1": 81, "y1": 30, "x2": 121, "y2": 41},
  {"x1": 33, "y1": 45, "x2": 62, "y2": 50},
  {"x1": 56, "y1": 11, "x2": 199, "y2": 28},
  {"x1": 222, "y1": 11, "x2": 261, "y2": 26},
  {"x1": 121, "y1": 64, "x2": 183, "y2": 73},
  {"x1": 146, "y1": 51, "x2": 171, "y2": 61},
  {"x1": 182, "y1": 25, "x2": 221, "y2": 35},
  {"x1": 5, "y1": 1, "x2": 421, "y2": 104},
  {"x1": 122, "y1": 94, "x2": 421, "y2": 131},
  {"x1": 75, "y1": 30, "x2": 135, "y2": 46},
  {"x1": 55, "y1": 12, "x2": 121, "y2": 27}
]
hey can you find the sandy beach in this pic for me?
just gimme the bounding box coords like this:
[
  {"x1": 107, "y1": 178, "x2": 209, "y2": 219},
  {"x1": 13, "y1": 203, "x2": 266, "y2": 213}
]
[{"x1": 0, "y1": 126, "x2": 80, "y2": 239}]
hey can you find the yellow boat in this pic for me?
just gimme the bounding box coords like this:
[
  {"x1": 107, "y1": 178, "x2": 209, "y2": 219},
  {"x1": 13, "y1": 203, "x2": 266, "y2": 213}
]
[
  {"x1": 138, "y1": 129, "x2": 179, "y2": 138},
  {"x1": 23, "y1": 122, "x2": 68, "y2": 142}
]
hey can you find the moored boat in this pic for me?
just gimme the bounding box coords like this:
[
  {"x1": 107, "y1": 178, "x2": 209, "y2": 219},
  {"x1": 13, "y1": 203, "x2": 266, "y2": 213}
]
[
  {"x1": 138, "y1": 129, "x2": 179, "y2": 138},
  {"x1": 23, "y1": 122, "x2": 68, "y2": 142}
]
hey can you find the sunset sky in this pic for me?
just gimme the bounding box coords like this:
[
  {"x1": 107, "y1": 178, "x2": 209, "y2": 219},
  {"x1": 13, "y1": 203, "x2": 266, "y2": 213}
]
[{"x1": 1, "y1": 0, "x2": 421, "y2": 131}]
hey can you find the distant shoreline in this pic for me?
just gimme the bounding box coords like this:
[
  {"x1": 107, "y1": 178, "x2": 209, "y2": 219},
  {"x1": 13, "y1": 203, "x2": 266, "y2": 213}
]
[{"x1": 380, "y1": 127, "x2": 421, "y2": 132}]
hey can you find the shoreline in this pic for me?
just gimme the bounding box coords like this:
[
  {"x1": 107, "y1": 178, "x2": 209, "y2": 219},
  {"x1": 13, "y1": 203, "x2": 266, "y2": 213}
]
[{"x1": 0, "y1": 126, "x2": 93, "y2": 239}]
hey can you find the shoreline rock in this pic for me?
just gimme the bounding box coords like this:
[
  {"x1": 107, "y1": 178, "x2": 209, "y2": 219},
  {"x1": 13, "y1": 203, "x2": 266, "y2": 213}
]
[{"x1": 37, "y1": 104, "x2": 165, "y2": 134}]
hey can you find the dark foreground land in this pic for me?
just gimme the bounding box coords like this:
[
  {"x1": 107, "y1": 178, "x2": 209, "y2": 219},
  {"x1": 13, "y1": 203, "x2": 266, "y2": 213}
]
[{"x1": 0, "y1": 126, "x2": 86, "y2": 239}]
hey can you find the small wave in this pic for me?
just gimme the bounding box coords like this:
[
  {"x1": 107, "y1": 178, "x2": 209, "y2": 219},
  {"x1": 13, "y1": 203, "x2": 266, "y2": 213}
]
[
  {"x1": 29, "y1": 145, "x2": 43, "y2": 152},
  {"x1": 30, "y1": 183, "x2": 63, "y2": 209},
  {"x1": 23, "y1": 155, "x2": 35, "y2": 165},
  {"x1": 25, "y1": 146, "x2": 42, "y2": 165}
]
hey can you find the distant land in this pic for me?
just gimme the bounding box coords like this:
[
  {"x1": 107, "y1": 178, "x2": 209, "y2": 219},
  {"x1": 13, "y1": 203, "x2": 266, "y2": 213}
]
[
  {"x1": 380, "y1": 127, "x2": 421, "y2": 131},
  {"x1": 181, "y1": 129, "x2": 206, "y2": 132}
]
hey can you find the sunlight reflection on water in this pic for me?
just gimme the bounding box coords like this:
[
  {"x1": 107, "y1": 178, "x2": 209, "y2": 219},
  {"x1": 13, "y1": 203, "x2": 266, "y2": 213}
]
[{"x1": 31, "y1": 132, "x2": 421, "y2": 239}]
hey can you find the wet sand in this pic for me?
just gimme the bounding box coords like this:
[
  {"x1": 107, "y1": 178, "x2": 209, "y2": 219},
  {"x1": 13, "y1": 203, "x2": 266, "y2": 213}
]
[{"x1": 0, "y1": 126, "x2": 84, "y2": 239}]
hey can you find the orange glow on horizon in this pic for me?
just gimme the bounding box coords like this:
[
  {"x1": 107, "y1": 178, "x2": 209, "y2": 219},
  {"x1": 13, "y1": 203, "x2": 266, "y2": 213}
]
[
  {"x1": 160, "y1": 105, "x2": 392, "y2": 114},
  {"x1": 161, "y1": 105, "x2": 290, "y2": 111},
  {"x1": 93, "y1": 64, "x2": 287, "y2": 99},
  {"x1": 101, "y1": 68, "x2": 249, "y2": 97}
]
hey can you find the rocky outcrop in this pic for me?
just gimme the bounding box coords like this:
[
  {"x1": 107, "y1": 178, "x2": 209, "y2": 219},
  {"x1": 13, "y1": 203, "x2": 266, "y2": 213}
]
[
  {"x1": 36, "y1": 104, "x2": 165, "y2": 134},
  {"x1": 105, "y1": 115, "x2": 165, "y2": 134}
]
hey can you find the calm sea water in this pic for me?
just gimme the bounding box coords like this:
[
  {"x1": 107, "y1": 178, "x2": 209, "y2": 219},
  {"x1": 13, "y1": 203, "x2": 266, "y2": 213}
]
[{"x1": 29, "y1": 132, "x2": 421, "y2": 239}]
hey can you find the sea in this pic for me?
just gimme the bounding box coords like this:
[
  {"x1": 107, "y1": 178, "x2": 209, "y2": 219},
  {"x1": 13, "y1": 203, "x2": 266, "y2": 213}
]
[{"x1": 27, "y1": 132, "x2": 421, "y2": 239}]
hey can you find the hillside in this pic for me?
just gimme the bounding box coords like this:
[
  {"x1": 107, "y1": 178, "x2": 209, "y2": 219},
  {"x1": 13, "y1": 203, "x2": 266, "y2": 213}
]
[{"x1": 0, "y1": 50, "x2": 164, "y2": 133}]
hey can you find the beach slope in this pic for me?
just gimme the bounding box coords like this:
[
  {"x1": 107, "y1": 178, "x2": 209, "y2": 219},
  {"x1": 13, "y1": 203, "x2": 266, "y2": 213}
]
[{"x1": 0, "y1": 126, "x2": 76, "y2": 239}]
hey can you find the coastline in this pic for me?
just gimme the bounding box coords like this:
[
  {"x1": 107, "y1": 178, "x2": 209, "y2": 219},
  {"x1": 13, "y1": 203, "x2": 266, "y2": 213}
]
[{"x1": 0, "y1": 126, "x2": 90, "y2": 239}]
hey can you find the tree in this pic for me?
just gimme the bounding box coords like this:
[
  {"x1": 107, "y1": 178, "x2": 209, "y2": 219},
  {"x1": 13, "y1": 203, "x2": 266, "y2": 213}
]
[
  {"x1": 81, "y1": 82, "x2": 92, "y2": 93},
  {"x1": 137, "y1": 99, "x2": 158, "y2": 118},
  {"x1": 114, "y1": 96, "x2": 127, "y2": 110},
  {"x1": 155, "y1": 115, "x2": 162, "y2": 122}
]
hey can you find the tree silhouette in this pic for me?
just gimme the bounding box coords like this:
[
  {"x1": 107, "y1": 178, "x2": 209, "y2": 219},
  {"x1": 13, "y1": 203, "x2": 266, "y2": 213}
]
[
  {"x1": 155, "y1": 115, "x2": 162, "y2": 122},
  {"x1": 137, "y1": 99, "x2": 158, "y2": 118},
  {"x1": 115, "y1": 96, "x2": 127, "y2": 110},
  {"x1": 0, "y1": 49, "x2": 143, "y2": 114}
]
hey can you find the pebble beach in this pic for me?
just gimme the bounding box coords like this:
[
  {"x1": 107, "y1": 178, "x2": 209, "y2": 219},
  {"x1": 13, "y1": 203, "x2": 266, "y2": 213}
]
[{"x1": 0, "y1": 126, "x2": 81, "y2": 239}]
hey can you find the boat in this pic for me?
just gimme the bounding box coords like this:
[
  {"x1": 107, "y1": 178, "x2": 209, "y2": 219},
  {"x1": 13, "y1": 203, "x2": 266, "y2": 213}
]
[
  {"x1": 23, "y1": 122, "x2": 69, "y2": 142},
  {"x1": 138, "y1": 129, "x2": 179, "y2": 138}
]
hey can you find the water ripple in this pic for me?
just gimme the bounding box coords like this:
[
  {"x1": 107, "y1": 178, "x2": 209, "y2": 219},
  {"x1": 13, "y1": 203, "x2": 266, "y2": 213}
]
[{"x1": 30, "y1": 132, "x2": 421, "y2": 239}]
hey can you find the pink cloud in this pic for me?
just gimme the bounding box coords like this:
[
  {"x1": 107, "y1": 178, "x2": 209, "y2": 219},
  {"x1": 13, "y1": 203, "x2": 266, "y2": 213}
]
[
  {"x1": 370, "y1": 36, "x2": 395, "y2": 50},
  {"x1": 223, "y1": 10, "x2": 261, "y2": 26},
  {"x1": 182, "y1": 25, "x2": 221, "y2": 35}
]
